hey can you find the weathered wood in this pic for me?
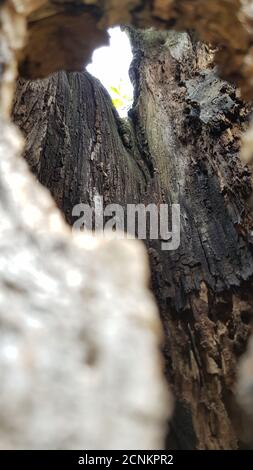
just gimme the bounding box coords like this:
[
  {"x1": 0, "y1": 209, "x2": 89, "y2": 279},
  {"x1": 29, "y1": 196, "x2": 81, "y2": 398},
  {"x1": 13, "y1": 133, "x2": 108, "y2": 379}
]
[
  {"x1": 9, "y1": 0, "x2": 253, "y2": 103},
  {"x1": 0, "y1": 2, "x2": 170, "y2": 450},
  {"x1": 13, "y1": 30, "x2": 253, "y2": 449},
  {"x1": 0, "y1": 119, "x2": 168, "y2": 448}
]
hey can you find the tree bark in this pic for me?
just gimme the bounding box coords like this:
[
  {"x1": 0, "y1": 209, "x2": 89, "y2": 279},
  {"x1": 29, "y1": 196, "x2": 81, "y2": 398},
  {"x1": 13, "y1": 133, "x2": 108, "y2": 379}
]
[
  {"x1": 16, "y1": 0, "x2": 253, "y2": 102},
  {"x1": 13, "y1": 30, "x2": 253, "y2": 449},
  {"x1": 0, "y1": 120, "x2": 168, "y2": 450},
  {"x1": 0, "y1": 2, "x2": 170, "y2": 450}
]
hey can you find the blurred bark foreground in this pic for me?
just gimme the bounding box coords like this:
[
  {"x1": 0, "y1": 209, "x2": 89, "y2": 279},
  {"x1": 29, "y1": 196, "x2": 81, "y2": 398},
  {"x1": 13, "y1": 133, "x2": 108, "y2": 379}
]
[
  {"x1": 0, "y1": 1, "x2": 170, "y2": 450},
  {"x1": 1, "y1": 0, "x2": 253, "y2": 451}
]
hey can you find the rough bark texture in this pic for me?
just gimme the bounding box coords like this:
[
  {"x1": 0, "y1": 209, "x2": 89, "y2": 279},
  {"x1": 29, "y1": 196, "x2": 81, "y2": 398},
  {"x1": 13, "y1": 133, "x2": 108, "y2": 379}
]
[
  {"x1": 13, "y1": 0, "x2": 253, "y2": 102},
  {"x1": 13, "y1": 31, "x2": 253, "y2": 449},
  {"x1": 0, "y1": 1, "x2": 171, "y2": 451},
  {"x1": 0, "y1": 119, "x2": 169, "y2": 449},
  {"x1": 2, "y1": 0, "x2": 253, "y2": 452},
  {"x1": 4, "y1": 0, "x2": 253, "y2": 165}
]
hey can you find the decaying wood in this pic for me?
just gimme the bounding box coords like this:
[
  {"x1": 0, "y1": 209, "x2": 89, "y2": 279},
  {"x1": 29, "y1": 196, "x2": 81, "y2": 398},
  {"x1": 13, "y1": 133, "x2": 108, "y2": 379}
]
[
  {"x1": 13, "y1": 30, "x2": 253, "y2": 449},
  {"x1": 3, "y1": 0, "x2": 253, "y2": 164},
  {"x1": 0, "y1": 1, "x2": 171, "y2": 451},
  {"x1": 1, "y1": 0, "x2": 253, "y2": 451},
  {"x1": 0, "y1": 119, "x2": 169, "y2": 449},
  {"x1": 7, "y1": 0, "x2": 253, "y2": 103}
]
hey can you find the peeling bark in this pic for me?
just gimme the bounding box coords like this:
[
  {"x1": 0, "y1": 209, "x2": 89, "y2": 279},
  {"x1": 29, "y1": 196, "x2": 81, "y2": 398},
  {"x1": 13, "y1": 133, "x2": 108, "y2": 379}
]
[{"x1": 13, "y1": 30, "x2": 253, "y2": 449}]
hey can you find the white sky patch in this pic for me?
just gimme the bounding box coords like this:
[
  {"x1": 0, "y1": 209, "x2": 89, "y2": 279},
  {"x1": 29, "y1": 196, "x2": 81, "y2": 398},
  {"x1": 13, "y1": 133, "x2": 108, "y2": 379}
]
[{"x1": 87, "y1": 27, "x2": 133, "y2": 117}]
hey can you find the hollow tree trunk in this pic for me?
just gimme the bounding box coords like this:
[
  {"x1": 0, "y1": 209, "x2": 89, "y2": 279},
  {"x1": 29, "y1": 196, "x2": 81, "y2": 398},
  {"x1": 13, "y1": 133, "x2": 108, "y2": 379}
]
[{"x1": 13, "y1": 30, "x2": 253, "y2": 449}]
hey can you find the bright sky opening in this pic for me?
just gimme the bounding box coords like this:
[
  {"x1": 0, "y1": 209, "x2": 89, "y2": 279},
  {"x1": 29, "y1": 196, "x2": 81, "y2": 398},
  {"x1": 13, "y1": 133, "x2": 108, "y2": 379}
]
[{"x1": 87, "y1": 27, "x2": 133, "y2": 118}]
